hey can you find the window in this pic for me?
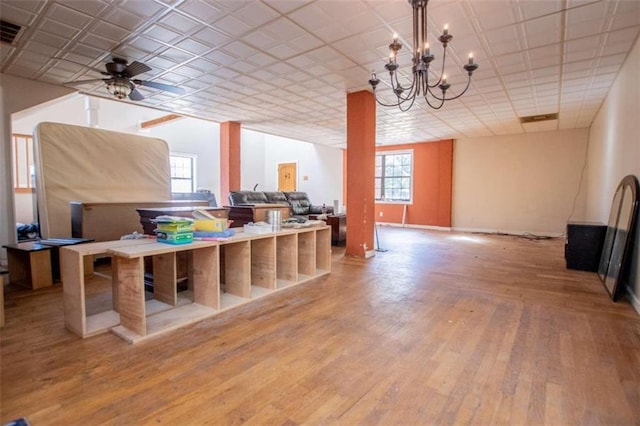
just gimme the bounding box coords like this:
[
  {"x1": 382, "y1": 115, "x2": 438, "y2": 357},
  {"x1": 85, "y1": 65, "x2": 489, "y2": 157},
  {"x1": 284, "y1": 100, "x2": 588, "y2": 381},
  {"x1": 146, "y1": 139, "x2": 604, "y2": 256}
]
[
  {"x1": 12, "y1": 134, "x2": 35, "y2": 193},
  {"x1": 375, "y1": 151, "x2": 413, "y2": 202},
  {"x1": 170, "y1": 154, "x2": 196, "y2": 193}
]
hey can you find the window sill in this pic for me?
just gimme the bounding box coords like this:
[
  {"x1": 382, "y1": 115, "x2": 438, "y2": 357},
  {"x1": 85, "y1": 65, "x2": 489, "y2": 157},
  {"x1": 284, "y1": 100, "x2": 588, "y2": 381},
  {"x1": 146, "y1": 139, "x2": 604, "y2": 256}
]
[
  {"x1": 14, "y1": 188, "x2": 35, "y2": 194},
  {"x1": 375, "y1": 200, "x2": 412, "y2": 205}
]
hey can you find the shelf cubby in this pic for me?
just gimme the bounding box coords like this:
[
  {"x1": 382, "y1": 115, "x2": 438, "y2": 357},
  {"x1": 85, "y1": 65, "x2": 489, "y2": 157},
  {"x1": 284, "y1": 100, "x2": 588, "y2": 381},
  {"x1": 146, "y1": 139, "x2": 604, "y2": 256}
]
[
  {"x1": 276, "y1": 233, "x2": 298, "y2": 288},
  {"x1": 251, "y1": 236, "x2": 276, "y2": 292},
  {"x1": 298, "y1": 229, "x2": 316, "y2": 277}
]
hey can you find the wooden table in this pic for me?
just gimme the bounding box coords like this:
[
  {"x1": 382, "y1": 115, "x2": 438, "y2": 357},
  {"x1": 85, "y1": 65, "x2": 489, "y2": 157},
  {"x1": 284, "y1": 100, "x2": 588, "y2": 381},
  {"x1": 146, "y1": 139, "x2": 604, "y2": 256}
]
[
  {"x1": 309, "y1": 214, "x2": 346, "y2": 245},
  {"x1": 38, "y1": 238, "x2": 94, "y2": 280},
  {"x1": 226, "y1": 204, "x2": 291, "y2": 227}
]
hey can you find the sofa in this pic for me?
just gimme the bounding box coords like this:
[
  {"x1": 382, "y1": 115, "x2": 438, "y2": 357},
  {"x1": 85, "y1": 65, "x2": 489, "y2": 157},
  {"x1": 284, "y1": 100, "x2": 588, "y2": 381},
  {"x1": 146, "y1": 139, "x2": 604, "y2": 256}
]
[{"x1": 228, "y1": 191, "x2": 333, "y2": 218}]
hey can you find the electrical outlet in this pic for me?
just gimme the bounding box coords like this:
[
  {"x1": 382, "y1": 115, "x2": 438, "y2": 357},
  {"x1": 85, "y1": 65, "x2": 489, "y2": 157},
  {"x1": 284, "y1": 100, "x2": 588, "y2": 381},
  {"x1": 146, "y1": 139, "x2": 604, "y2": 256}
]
[{"x1": 379, "y1": 211, "x2": 383, "y2": 217}]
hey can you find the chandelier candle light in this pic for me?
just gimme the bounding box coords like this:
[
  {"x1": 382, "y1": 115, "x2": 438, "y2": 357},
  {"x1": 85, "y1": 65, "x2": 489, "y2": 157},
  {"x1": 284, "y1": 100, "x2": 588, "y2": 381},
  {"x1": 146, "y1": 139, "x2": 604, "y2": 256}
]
[{"x1": 369, "y1": 0, "x2": 478, "y2": 110}]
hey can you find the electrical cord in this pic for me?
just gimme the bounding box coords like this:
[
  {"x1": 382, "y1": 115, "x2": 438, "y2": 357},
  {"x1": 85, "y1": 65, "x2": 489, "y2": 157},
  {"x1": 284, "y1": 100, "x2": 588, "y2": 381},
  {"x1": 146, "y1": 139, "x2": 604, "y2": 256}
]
[{"x1": 567, "y1": 130, "x2": 591, "y2": 222}]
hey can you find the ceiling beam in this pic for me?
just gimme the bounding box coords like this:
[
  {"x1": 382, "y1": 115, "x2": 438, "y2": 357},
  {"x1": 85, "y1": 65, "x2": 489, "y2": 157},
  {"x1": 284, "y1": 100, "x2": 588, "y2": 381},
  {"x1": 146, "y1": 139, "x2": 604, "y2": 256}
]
[{"x1": 140, "y1": 114, "x2": 183, "y2": 129}]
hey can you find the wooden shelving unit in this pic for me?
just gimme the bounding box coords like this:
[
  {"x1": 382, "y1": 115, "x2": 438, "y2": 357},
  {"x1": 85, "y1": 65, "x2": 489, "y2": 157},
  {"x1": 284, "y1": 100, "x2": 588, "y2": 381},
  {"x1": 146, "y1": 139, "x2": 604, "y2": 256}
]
[{"x1": 79, "y1": 226, "x2": 332, "y2": 344}]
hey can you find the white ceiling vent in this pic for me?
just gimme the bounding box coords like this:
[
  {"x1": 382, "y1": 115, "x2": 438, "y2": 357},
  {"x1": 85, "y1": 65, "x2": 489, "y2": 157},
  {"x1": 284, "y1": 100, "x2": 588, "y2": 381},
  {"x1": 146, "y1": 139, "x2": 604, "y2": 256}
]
[{"x1": 519, "y1": 113, "x2": 559, "y2": 124}]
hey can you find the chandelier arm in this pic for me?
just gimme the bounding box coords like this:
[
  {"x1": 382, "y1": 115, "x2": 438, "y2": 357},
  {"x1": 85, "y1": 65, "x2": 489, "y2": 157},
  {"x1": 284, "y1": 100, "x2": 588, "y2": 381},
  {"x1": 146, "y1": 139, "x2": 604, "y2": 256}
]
[
  {"x1": 422, "y1": 91, "x2": 446, "y2": 109},
  {"x1": 426, "y1": 75, "x2": 472, "y2": 101},
  {"x1": 371, "y1": 90, "x2": 407, "y2": 108},
  {"x1": 391, "y1": 71, "x2": 419, "y2": 103},
  {"x1": 372, "y1": 78, "x2": 417, "y2": 108},
  {"x1": 403, "y1": 73, "x2": 419, "y2": 100},
  {"x1": 428, "y1": 45, "x2": 448, "y2": 88},
  {"x1": 425, "y1": 84, "x2": 441, "y2": 99},
  {"x1": 399, "y1": 90, "x2": 419, "y2": 112},
  {"x1": 441, "y1": 77, "x2": 473, "y2": 101},
  {"x1": 421, "y1": 71, "x2": 429, "y2": 96}
]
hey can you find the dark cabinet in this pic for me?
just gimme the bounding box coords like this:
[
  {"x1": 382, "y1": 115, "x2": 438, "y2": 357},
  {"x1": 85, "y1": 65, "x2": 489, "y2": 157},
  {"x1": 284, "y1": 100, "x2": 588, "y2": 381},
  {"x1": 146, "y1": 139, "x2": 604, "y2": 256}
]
[{"x1": 565, "y1": 221, "x2": 607, "y2": 271}]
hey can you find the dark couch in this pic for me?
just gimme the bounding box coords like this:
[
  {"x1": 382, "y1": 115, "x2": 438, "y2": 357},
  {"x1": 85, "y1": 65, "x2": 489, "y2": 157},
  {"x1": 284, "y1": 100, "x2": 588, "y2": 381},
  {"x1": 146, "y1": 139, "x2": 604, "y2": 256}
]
[{"x1": 228, "y1": 191, "x2": 333, "y2": 217}]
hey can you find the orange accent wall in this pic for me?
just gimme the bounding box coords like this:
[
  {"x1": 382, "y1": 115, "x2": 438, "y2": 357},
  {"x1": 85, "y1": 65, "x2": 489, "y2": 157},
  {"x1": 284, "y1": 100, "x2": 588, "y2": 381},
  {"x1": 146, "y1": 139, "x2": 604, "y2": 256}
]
[
  {"x1": 375, "y1": 139, "x2": 453, "y2": 227},
  {"x1": 220, "y1": 121, "x2": 241, "y2": 201},
  {"x1": 346, "y1": 91, "x2": 376, "y2": 257}
]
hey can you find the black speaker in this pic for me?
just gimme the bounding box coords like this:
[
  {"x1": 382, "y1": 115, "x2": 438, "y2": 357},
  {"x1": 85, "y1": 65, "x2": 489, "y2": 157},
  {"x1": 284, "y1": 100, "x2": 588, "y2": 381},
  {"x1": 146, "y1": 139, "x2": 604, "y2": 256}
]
[{"x1": 565, "y1": 222, "x2": 607, "y2": 271}]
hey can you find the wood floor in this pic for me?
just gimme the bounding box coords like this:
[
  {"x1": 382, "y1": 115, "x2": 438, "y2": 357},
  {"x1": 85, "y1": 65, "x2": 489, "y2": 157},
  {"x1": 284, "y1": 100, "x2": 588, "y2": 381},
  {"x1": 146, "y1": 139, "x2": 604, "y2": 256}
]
[{"x1": 1, "y1": 228, "x2": 639, "y2": 425}]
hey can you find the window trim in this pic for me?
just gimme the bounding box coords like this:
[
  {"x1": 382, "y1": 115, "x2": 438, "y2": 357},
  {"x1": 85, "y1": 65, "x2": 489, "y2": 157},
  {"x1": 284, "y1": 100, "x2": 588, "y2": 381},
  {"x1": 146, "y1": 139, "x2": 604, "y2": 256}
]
[
  {"x1": 169, "y1": 152, "x2": 197, "y2": 193},
  {"x1": 375, "y1": 149, "x2": 414, "y2": 205}
]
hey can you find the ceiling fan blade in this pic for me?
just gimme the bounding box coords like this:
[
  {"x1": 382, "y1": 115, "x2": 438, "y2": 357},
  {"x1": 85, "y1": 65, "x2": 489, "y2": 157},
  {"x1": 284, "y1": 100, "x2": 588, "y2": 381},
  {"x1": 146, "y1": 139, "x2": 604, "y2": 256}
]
[
  {"x1": 62, "y1": 78, "x2": 110, "y2": 86},
  {"x1": 134, "y1": 80, "x2": 186, "y2": 95},
  {"x1": 124, "y1": 61, "x2": 152, "y2": 77},
  {"x1": 51, "y1": 57, "x2": 110, "y2": 76},
  {"x1": 129, "y1": 87, "x2": 145, "y2": 101}
]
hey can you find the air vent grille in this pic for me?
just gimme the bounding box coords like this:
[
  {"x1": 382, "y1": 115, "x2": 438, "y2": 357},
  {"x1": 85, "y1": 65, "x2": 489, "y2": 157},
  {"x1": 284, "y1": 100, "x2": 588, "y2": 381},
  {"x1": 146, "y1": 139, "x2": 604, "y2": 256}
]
[
  {"x1": 519, "y1": 113, "x2": 559, "y2": 124},
  {"x1": 0, "y1": 20, "x2": 22, "y2": 45}
]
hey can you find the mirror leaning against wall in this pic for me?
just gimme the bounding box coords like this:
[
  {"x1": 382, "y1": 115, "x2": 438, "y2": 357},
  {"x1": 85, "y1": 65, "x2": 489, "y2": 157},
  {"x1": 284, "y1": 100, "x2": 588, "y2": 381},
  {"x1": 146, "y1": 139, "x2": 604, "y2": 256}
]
[{"x1": 598, "y1": 175, "x2": 640, "y2": 301}]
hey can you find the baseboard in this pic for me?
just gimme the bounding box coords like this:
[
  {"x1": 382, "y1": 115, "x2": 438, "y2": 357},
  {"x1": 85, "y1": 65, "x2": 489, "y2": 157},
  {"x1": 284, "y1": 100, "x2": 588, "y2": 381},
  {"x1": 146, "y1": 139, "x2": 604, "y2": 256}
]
[
  {"x1": 626, "y1": 284, "x2": 640, "y2": 315},
  {"x1": 452, "y1": 226, "x2": 564, "y2": 238},
  {"x1": 376, "y1": 222, "x2": 452, "y2": 232}
]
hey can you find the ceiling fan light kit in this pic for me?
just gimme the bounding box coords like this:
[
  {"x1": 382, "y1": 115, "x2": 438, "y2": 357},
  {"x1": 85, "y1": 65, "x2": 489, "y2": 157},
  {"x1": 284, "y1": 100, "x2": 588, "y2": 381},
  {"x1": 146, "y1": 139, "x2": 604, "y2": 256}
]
[
  {"x1": 369, "y1": 0, "x2": 478, "y2": 111},
  {"x1": 106, "y1": 79, "x2": 132, "y2": 100}
]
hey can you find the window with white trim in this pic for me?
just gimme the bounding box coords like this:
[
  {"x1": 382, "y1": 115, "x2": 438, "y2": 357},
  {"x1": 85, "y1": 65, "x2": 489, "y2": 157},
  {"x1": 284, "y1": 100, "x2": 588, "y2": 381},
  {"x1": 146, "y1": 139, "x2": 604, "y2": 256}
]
[
  {"x1": 375, "y1": 150, "x2": 413, "y2": 202},
  {"x1": 12, "y1": 134, "x2": 35, "y2": 193},
  {"x1": 170, "y1": 154, "x2": 196, "y2": 193}
]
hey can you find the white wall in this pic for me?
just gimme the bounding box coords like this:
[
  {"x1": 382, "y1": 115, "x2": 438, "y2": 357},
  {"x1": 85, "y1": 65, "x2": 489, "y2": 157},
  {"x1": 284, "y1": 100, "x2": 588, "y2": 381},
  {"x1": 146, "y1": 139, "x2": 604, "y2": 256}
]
[
  {"x1": 14, "y1": 193, "x2": 35, "y2": 224},
  {"x1": 586, "y1": 36, "x2": 640, "y2": 312},
  {"x1": 12, "y1": 94, "x2": 86, "y2": 133},
  {"x1": 261, "y1": 133, "x2": 343, "y2": 207},
  {"x1": 453, "y1": 128, "x2": 589, "y2": 235},
  {"x1": 241, "y1": 130, "x2": 266, "y2": 193},
  {"x1": 1, "y1": 74, "x2": 76, "y2": 262},
  {"x1": 146, "y1": 118, "x2": 221, "y2": 199},
  {"x1": 240, "y1": 129, "x2": 343, "y2": 206}
]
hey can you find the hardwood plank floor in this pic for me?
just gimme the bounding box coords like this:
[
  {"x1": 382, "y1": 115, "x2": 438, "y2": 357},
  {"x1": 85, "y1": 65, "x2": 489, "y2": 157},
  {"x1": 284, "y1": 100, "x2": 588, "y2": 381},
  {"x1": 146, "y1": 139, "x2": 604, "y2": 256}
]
[{"x1": 1, "y1": 228, "x2": 639, "y2": 425}]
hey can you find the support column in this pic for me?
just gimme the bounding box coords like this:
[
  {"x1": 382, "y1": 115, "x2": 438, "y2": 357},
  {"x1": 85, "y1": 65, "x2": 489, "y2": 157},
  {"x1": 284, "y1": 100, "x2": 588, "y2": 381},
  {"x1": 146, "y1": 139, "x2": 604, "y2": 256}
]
[
  {"x1": 220, "y1": 121, "x2": 241, "y2": 202},
  {"x1": 85, "y1": 96, "x2": 99, "y2": 128},
  {"x1": 346, "y1": 91, "x2": 376, "y2": 258}
]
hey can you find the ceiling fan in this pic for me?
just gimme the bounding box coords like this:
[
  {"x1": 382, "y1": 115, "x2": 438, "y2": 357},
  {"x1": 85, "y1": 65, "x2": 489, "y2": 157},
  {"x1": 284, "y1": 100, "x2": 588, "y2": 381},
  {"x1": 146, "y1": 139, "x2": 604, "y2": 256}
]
[{"x1": 60, "y1": 57, "x2": 186, "y2": 101}]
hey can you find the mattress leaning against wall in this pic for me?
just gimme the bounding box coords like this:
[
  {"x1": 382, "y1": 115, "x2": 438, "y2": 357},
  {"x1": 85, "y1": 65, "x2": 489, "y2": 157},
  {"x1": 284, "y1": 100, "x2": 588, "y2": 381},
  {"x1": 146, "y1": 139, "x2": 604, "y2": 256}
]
[{"x1": 33, "y1": 122, "x2": 172, "y2": 238}]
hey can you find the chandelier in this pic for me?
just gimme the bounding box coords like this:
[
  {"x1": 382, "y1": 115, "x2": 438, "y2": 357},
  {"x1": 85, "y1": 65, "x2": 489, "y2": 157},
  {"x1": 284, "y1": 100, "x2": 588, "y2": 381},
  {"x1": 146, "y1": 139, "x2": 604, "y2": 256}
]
[{"x1": 368, "y1": 0, "x2": 478, "y2": 110}]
